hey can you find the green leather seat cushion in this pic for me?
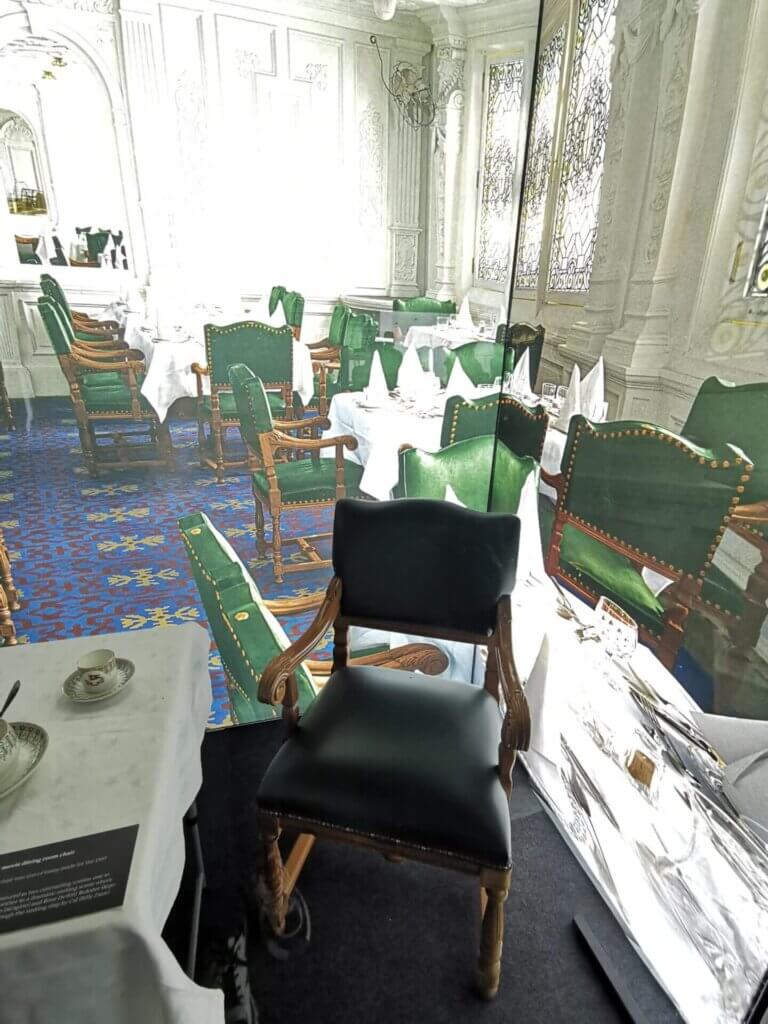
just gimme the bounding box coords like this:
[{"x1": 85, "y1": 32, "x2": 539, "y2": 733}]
[
  {"x1": 81, "y1": 383, "x2": 153, "y2": 414},
  {"x1": 81, "y1": 371, "x2": 123, "y2": 387},
  {"x1": 252, "y1": 458, "x2": 364, "y2": 503},
  {"x1": 201, "y1": 391, "x2": 291, "y2": 419},
  {"x1": 258, "y1": 666, "x2": 512, "y2": 869},
  {"x1": 559, "y1": 523, "x2": 665, "y2": 635}
]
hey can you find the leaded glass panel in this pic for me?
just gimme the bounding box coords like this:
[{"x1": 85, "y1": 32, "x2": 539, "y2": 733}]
[
  {"x1": 548, "y1": 0, "x2": 618, "y2": 292},
  {"x1": 476, "y1": 58, "x2": 525, "y2": 286},
  {"x1": 515, "y1": 27, "x2": 566, "y2": 291},
  {"x1": 748, "y1": 193, "x2": 768, "y2": 297}
]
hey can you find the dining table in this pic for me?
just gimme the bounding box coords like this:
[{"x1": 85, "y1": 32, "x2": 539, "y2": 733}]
[
  {"x1": 0, "y1": 623, "x2": 224, "y2": 1024},
  {"x1": 125, "y1": 319, "x2": 315, "y2": 423},
  {"x1": 402, "y1": 322, "x2": 491, "y2": 351}
]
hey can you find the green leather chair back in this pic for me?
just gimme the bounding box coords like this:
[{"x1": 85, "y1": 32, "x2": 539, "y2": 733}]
[
  {"x1": 341, "y1": 312, "x2": 377, "y2": 351},
  {"x1": 86, "y1": 230, "x2": 111, "y2": 262},
  {"x1": 440, "y1": 394, "x2": 499, "y2": 448},
  {"x1": 38, "y1": 295, "x2": 73, "y2": 356},
  {"x1": 560, "y1": 415, "x2": 751, "y2": 576},
  {"x1": 328, "y1": 303, "x2": 351, "y2": 347},
  {"x1": 497, "y1": 322, "x2": 545, "y2": 392},
  {"x1": 341, "y1": 342, "x2": 402, "y2": 392},
  {"x1": 40, "y1": 274, "x2": 72, "y2": 321},
  {"x1": 204, "y1": 322, "x2": 293, "y2": 388},
  {"x1": 682, "y1": 376, "x2": 768, "y2": 506},
  {"x1": 16, "y1": 239, "x2": 41, "y2": 265},
  {"x1": 497, "y1": 395, "x2": 549, "y2": 462},
  {"x1": 229, "y1": 364, "x2": 274, "y2": 450},
  {"x1": 269, "y1": 285, "x2": 286, "y2": 316},
  {"x1": 179, "y1": 511, "x2": 317, "y2": 725},
  {"x1": 392, "y1": 296, "x2": 456, "y2": 314},
  {"x1": 395, "y1": 435, "x2": 534, "y2": 514},
  {"x1": 441, "y1": 342, "x2": 507, "y2": 387},
  {"x1": 281, "y1": 290, "x2": 304, "y2": 329}
]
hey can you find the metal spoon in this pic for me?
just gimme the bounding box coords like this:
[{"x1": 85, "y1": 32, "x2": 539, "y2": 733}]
[{"x1": 0, "y1": 679, "x2": 20, "y2": 718}]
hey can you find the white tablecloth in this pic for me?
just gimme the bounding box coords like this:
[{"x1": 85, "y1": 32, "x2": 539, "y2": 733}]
[
  {"x1": 403, "y1": 324, "x2": 486, "y2": 351},
  {"x1": 127, "y1": 332, "x2": 315, "y2": 422},
  {"x1": 0, "y1": 624, "x2": 224, "y2": 1024},
  {"x1": 321, "y1": 391, "x2": 446, "y2": 500}
]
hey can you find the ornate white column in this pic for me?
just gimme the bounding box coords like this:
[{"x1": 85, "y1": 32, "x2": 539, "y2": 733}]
[{"x1": 427, "y1": 35, "x2": 466, "y2": 301}]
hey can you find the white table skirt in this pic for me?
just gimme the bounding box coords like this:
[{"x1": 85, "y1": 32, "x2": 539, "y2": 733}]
[
  {"x1": 128, "y1": 331, "x2": 315, "y2": 423},
  {"x1": 403, "y1": 324, "x2": 485, "y2": 351},
  {"x1": 321, "y1": 391, "x2": 446, "y2": 500},
  {"x1": 0, "y1": 624, "x2": 224, "y2": 1024}
]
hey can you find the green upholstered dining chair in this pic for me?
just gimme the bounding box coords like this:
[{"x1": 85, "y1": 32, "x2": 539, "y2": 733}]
[
  {"x1": 40, "y1": 274, "x2": 121, "y2": 343},
  {"x1": 440, "y1": 394, "x2": 499, "y2": 448},
  {"x1": 681, "y1": 377, "x2": 768, "y2": 654},
  {"x1": 179, "y1": 511, "x2": 450, "y2": 724},
  {"x1": 497, "y1": 395, "x2": 549, "y2": 463},
  {"x1": 15, "y1": 235, "x2": 41, "y2": 265},
  {"x1": 252, "y1": 498, "x2": 530, "y2": 1000},
  {"x1": 340, "y1": 341, "x2": 402, "y2": 393},
  {"x1": 496, "y1": 323, "x2": 545, "y2": 394},
  {"x1": 314, "y1": 313, "x2": 382, "y2": 415},
  {"x1": 194, "y1": 321, "x2": 300, "y2": 483},
  {"x1": 305, "y1": 302, "x2": 350, "y2": 358},
  {"x1": 396, "y1": 435, "x2": 536, "y2": 517},
  {"x1": 37, "y1": 295, "x2": 173, "y2": 475},
  {"x1": 269, "y1": 285, "x2": 287, "y2": 317},
  {"x1": 229, "y1": 363, "x2": 363, "y2": 583},
  {"x1": 281, "y1": 290, "x2": 305, "y2": 339},
  {"x1": 441, "y1": 342, "x2": 508, "y2": 388},
  {"x1": 392, "y1": 296, "x2": 456, "y2": 314},
  {"x1": 545, "y1": 415, "x2": 752, "y2": 669}
]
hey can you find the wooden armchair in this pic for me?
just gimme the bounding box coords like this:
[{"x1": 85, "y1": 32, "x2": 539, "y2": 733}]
[
  {"x1": 545, "y1": 415, "x2": 752, "y2": 669},
  {"x1": 194, "y1": 321, "x2": 299, "y2": 482},
  {"x1": 497, "y1": 322, "x2": 545, "y2": 393},
  {"x1": 440, "y1": 394, "x2": 498, "y2": 448},
  {"x1": 40, "y1": 274, "x2": 121, "y2": 342},
  {"x1": 37, "y1": 296, "x2": 173, "y2": 476},
  {"x1": 229, "y1": 364, "x2": 362, "y2": 583},
  {"x1": 253, "y1": 498, "x2": 529, "y2": 999},
  {"x1": 179, "y1": 511, "x2": 449, "y2": 725},
  {"x1": 497, "y1": 395, "x2": 549, "y2": 463}
]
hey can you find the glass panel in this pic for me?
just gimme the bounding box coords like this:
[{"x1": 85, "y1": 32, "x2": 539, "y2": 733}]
[
  {"x1": 476, "y1": 58, "x2": 525, "y2": 286},
  {"x1": 515, "y1": 26, "x2": 565, "y2": 291},
  {"x1": 748, "y1": 192, "x2": 768, "y2": 297},
  {"x1": 548, "y1": 0, "x2": 618, "y2": 292}
]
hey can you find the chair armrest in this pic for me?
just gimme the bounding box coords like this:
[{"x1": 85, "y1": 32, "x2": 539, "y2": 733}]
[
  {"x1": 260, "y1": 577, "x2": 342, "y2": 704},
  {"x1": 265, "y1": 591, "x2": 326, "y2": 615},
  {"x1": 307, "y1": 642, "x2": 449, "y2": 677},
  {"x1": 732, "y1": 500, "x2": 768, "y2": 526},
  {"x1": 311, "y1": 350, "x2": 339, "y2": 365},
  {"x1": 539, "y1": 469, "x2": 562, "y2": 493},
  {"x1": 72, "y1": 352, "x2": 145, "y2": 373},
  {"x1": 269, "y1": 429, "x2": 357, "y2": 454},
  {"x1": 73, "y1": 343, "x2": 132, "y2": 360},
  {"x1": 305, "y1": 336, "x2": 331, "y2": 350}
]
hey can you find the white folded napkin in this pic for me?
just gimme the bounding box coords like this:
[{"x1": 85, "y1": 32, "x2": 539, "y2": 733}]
[
  {"x1": 455, "y1": 295, "x2": 474, "y2": 330},
  {"x1": 34, "y1": 235, "x2": 50, "y2": 264},
  {"x1": 554, "y1": 363, "x2": 582, "y2": 432},
  {"x1": 523, "y1": 635, "x2": 559, "y2": 766},
  {"x1": 581, "y1": 356, "x2": 605, "y2": 421},
  {"x1": 510, "y1": 348, "x2": 531, "y2": 397},
  {"x1": 364, "y1": 350, "x2": 389, "y2": 402},
  {"x1": 692, "y1": 713, "x2": 768, "y2": 765},
  {"x1": 444, "y1": 357, "x2": 480, "y2": 400},
  {"x1": 397, "y1": 344, "x2": 426, "y2": 397}
]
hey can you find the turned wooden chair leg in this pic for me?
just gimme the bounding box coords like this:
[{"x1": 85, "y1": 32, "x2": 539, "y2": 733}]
[
  {"x1": 254, "y1": 495, "x2": 266, "y2": 559},
  {"x1": 259, "y1": 816, "x2": 286, "y2": 935},
  {"x1": 212, "y1": 422, "x2": 225, "y2": 484},
  {"x1": 0, "y1": 535, "x2": 20, "y2": 611},
  {"x1": 272, "y1": 511, "x2": 284, "y2": 583},
  {"x1": 476, "y1": 872, "x2": 510, "y2": 1000},
  {"x1": 158, "y1": 422, "x2": 174, "y2": 472},
  {"x1": 197, "y1": 416, "x2": 207, "y2": 468},
  {"x1": 0, "y1": 583, "x2": 17, "y2": 647}
]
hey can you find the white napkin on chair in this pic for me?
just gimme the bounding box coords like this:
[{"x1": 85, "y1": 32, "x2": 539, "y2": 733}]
[
  {"x1": 34, "y1": 235, "x2": 50, "y2": 264},
  {"x1": 444, "y1": 357, "x2": 480, "y2": 401},
  {"x1": 455, "y1": 295, "x2": 474, "y2": 331},
  {"x1": 364, "y1": 350, "x2": 389, "y2": 402},
  {"x1": 397, "y1": 344, "x2": 426, "y2": 397},
  {"x1": 554, "y1": 364, "x2": 582, "y2": 432},
  {"x1": 509, "y1": 348, "x2": 531, "y2": 397},
  {"x1": 581, "y1": 356, "x2": 605, "y2": 421}
]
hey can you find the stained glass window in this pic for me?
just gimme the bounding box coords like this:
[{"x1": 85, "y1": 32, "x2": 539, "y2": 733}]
[
  {"x1": 748, "y1": 194, "x2": 768, "y2": 297},
  {"x1": 515, "y1": 27, "x2": 565, "y2": 290},
  {"x1": 548, "y1": 0, "x2": 618, "y2": 292},
  {"x1": 476, "y1": 58, "x2": 525, "y2": 286}
]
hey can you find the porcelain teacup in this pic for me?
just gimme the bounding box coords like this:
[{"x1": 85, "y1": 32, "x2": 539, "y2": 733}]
[
  {"x1": 0, "y1": 719, "x2": 20, "y2": 780},
  {"x1": 76, "y1": 649, "x2": 118, "y2": 693}
]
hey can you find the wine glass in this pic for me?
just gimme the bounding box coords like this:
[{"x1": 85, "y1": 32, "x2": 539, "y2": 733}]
[
  {"x1": 556, "y1": 384, "x2": 569, "y2": 409},
  {"x1": 541, "y1": 382, "x2": 557, "y2": 407}
]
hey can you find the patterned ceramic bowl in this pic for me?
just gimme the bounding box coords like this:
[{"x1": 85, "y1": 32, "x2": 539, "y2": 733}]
[{"x1": 0, "y1": 719, "x2": 20, "y2": 780}]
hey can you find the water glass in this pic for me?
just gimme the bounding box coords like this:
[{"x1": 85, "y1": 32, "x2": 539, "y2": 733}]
[
  {"x1": 541, "y1": 382, "x2": 557, "y2": 404},
  {"x1": 556, "y1": 384, "x2": 569, "y2": 406}
]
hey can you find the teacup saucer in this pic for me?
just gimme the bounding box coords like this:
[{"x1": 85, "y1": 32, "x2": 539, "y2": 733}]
[
  {"x1": 62, "y1": 658, "x2": 135, "y2": 703},
  {"x1": 0, "y1": 723, "x2": 48, "y2": 800}
]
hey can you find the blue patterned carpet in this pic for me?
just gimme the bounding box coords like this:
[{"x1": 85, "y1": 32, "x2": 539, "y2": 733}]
[{"x1": 3, "y1": 399, "x2": 333, "y2": 727}]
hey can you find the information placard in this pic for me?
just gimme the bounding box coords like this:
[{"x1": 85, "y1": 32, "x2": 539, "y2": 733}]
[{"x1": 0, "y1": 825, "x2": 138, "y2": 934}]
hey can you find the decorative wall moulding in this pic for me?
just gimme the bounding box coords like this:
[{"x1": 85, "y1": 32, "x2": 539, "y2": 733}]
[{"x1": 25, "y1": 0, "x2": 117, "y2": 14}]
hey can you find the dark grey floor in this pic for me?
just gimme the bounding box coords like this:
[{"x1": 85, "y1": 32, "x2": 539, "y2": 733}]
[{"x1": 166, "y1": 720, "x2": 682, "y2": 1024}]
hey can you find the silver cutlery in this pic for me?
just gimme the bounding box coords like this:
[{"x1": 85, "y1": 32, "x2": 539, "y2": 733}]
[{"x1": 0, "y1": 679, "x2": 20, "y2": 718}]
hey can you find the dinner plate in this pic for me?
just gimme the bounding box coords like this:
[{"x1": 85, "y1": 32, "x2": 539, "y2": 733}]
[
  {"x1": 0, "y1": 723, "x2": 48, "y2": 800},
  {"x1": 62, "y1": 658, "x2": 135, "y2": 703}
]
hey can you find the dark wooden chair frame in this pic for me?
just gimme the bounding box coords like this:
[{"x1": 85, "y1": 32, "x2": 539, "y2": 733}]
[
  {"x1": 545, "y1": 421, "x2": 752, "y2": 669},
  {"x1": 254, "y1": 576, "x2": 531, "y2": 1000},
  {"x1": 0, "y1": 362, "x2": 14, "y2": 431}
]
